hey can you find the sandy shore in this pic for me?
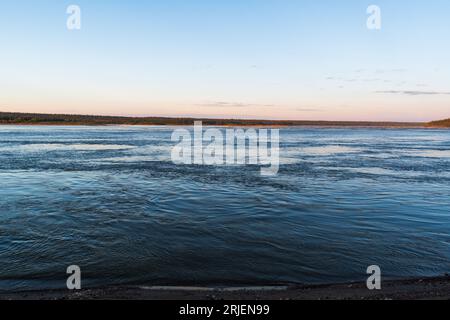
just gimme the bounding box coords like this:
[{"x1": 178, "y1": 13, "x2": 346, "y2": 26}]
[{"x1": 1, "y1": 276, "x2": 449, "y2": 300}]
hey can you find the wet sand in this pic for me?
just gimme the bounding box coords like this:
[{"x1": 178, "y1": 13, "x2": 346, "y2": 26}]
[{"x1": 2, "y1": 276, "x2": 449, "y2": 300}]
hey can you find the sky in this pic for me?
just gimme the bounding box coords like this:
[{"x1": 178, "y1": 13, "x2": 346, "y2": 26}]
[{"x1": 0, "y1": 0, "x2": 449, "y2": 121}]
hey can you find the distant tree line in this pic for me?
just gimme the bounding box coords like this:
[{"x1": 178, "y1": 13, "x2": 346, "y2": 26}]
[
  {"x1": 0, "y1": 111, "x2": 437, "y2": 127},
  {"x1": 427, "y1": 118, "x2": 450, "y2": 128}
]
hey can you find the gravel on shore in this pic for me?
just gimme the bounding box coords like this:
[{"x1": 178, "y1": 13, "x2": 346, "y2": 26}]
[{"x1": 1, "y1": 276, "x2": 450, "y2": 300}]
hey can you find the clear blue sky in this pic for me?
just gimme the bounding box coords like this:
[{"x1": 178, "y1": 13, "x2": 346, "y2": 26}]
[{"x1": 1, "y1": 0, "x2": 449, "y2": 121}]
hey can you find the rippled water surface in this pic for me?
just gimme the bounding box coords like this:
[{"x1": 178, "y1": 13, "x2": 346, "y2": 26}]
[{"x1": 1, "y1": 126, "x2": 450, "y2": 290}]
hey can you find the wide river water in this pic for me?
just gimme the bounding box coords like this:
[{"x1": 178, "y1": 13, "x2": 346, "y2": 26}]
[{"x1": 0, "y1": 126, "x2": 449, "y2": 291}]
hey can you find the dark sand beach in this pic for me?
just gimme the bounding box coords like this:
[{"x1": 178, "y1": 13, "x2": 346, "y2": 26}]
[{"x1": 2, "y1": 276, "x2": 449, "y2": 300}]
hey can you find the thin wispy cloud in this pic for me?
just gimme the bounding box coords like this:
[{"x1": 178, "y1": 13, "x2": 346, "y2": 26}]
[
  {"x1": 295, "y1": 107, "x2": 324, "y2": 112},
  {"x1": 199, "y1": 101, "x2": 274, "y2": 108},
  {"x1": 326, "y1": 76, "x2": 382, "y2": 83},
  {"x1": 376, "y1": 90, "x2": 450, "y2": 96},
  {"x1": 356, "y1": 68, "x2": 406, "y2": 74}
]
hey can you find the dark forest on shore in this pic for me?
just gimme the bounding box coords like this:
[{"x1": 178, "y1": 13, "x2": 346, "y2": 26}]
[{"x1": 1, "y1": 111, "x2": 446, "y2": 127}]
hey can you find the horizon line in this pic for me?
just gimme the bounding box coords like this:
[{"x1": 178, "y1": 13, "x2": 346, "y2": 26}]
[{"x1": 0, "y1": 110, "x2": 438, "y2": 124}]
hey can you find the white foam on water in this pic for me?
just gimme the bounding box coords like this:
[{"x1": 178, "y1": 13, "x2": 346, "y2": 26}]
[
  {"x1": 408, "y1": 150, "x2": 450, "y2": 158},
  {"x1": 300, "y1": 145, "x2": 361, "y2": 156},
  {"x1": 0, "y1": 144, "x2": 135, "y2": 152}
]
